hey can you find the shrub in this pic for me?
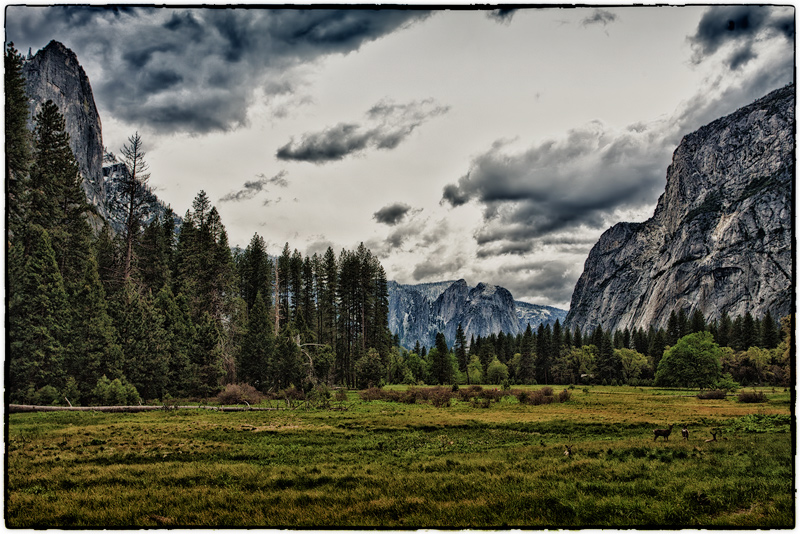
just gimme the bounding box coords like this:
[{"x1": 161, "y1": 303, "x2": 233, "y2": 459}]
[
  {"x1": 738, "y1": 390, "x2": 768, "y2": 403},
  {"x1": 697, "y1": 389, "x2": 726, "y2": 400},
  {"x1": 558, "y1": 389, "x2": 572, "y2": 402},
  {"x1": 540, "y1": 386, "x2": 554, "y2": 397},
  {"x1": 216, "y1": 383, "x2": 264, "y2": 405},
  {"x1": 334, "y1": 388, "x2": 348, "y2": 402},
  {"x1": 715, "y1": 373, "x2": 741, "y2": 393},
  {"x1": 35, "y1": 385, "x2": 61, "y2": 406},
  {"x1": 429, "y1": 387, "x2": 452, "y2": 408},
  {"x1": 91, "y1": 375, "x2": 141, "y2": 406},
  {"x1": 359, "y1": 387, "x2": 385, "y2": 402}
]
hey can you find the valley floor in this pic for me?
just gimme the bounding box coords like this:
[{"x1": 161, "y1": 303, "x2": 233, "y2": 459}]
[{"x1": 5, "y1": 385, "x2": 793, "y2": 528}]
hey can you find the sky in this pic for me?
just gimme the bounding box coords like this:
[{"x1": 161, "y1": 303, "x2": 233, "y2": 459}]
[{"x1": 5, "y1": 4, "x2": 795, "y2": 310}]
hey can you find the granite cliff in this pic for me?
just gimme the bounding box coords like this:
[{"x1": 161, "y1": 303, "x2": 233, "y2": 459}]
[
  {"x1": 22, "y1": 40, "x2": 106, "y2": 218},
  {"x1": 388, "y1": 279, "x2": 566, "y2": 349},
  {"x1": 21, "y1": 40, "x2": 177, "y2": 232},
  {"x1": 566, "y1": 84, "x2": 794, "y2": 333}
]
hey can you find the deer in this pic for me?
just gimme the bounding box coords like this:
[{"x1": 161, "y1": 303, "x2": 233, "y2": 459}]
[
  {"x1": 653, "y1": 424, "x2": 674, "y2": 441},
  {"x1": 564, "y1": 445, "x2": 572, "y2": 457},
  {"x1": 681, "y1": 426, "x2": 689, "y2": 441}
]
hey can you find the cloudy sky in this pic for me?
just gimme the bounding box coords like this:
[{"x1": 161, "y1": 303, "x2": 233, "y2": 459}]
[{"x1": 5, "y1": 4, "x2": 794, "y2": 309}]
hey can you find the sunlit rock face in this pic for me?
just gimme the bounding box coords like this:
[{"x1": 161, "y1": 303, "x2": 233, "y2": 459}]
[
  {"x1": 566, "y1": 84, "x2": 794, "y2": 333},
  {"x1": 23, "y1": 40, "x2": 106, "y2": 217}
]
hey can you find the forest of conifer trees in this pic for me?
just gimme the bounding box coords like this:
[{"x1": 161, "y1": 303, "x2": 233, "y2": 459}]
[
  {"x1": 5, "y1": 44, "x2": 394, "y2": 405},
  {"x1": 5, "y1": 43, "x2": 791, "y2": 406}
]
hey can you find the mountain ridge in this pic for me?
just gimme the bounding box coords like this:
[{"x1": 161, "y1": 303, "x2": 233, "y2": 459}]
[{"x1": 388, "y1": 279, "x2": 567, "y2": 349}]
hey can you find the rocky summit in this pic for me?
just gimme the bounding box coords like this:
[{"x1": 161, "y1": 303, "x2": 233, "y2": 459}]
[{"x1": 566, "y1": 84, "x2": 794, "y2": 333}]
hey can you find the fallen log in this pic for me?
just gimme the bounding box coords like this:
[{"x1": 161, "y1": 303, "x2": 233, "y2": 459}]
[{"x1": 7, "y1": 404, "x2": 285, "y2": 413}]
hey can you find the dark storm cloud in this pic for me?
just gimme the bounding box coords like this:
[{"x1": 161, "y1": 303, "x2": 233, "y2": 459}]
[
  {"x1": 219, "y1": 170, "x2": 288, "y2": 202},
  {"x1": 373, "y1": 203, "x2": 413, "y2": 225},
  {"x1": 486, "y1": 9, "x2": 517, "y2": 24},
  {"x1": 581, "y1": 9, "x2": 617, "y2": 27},
  {"x1": 441, "y1": 121, "x2": 672, "y2": 255},
  {"x1": 277, "y1": 99, "x2": 449, "y2": 163},
  {"x1": 689, "y1": 5, "x2": 794, "y2": 69},
  {"x1": 5, "y1": 7, "x2": 431, "y2": 134}
]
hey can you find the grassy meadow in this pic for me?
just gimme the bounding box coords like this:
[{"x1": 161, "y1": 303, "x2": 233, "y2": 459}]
[{"x1": 5, "y1": 385, "x2": 794, "y2": 528}]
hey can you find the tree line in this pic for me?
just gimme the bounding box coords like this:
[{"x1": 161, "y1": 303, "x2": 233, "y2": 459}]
[
  {"x1": 395, "y1": 307, "x2": 791, "y2": 389},
  {"x1": 5, "y1": 43, "x2": 392, "y2": 405}
]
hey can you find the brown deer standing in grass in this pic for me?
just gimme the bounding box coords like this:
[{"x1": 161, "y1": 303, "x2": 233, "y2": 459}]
[{"x1": 653, "y1": 424, "x2": 674, "y2": 441}]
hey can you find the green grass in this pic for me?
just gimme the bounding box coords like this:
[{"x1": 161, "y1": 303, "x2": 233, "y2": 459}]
[{"x1": 6, "y1": 386, "x2": 794, "y2": 528}]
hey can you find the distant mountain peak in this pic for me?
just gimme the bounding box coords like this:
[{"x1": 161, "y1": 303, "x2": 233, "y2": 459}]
[{"x1": 388, "y1": 279, "x2": 567, "y2": 349}]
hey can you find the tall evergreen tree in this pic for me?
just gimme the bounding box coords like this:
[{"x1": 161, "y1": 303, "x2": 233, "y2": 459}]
[
  {"x1": 8, "y1": 225, "x2": 69, "y2": 402},
  {"x1": 239, "y1": 291, "x2": 274, "y2": 391},
  {"x1": 113, "y1": 283, "x2": 169, "y2": 401},
  {"x1": 154, "y1": 287, "x2": 195, "y2": 397},
  {"x1": 66, "y1": 256, "x2": 124, "y2": 404},
  {"x1": 454, "y1": 323, "x2": 468, "y2": 376},
  {"x1": 518, "y1": 324, "x2": 535, "y2": 384},
  {"x1": 5, "y1": 42, "x2": 31, "y2": 236},
  {"x1": 761, "y1": 310, "x2": 780, "y2": 349},
  {"x1": 29, "y1": 100, "x2": 92, "y2": 287},
  {"x1": 431, "y1": 332, "x2": 453, "y2": 384}
]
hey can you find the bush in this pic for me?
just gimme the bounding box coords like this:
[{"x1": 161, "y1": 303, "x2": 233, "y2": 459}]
[
  {"x1": 558, "y1": 389, "x2": 571, "y2": 402},
  {"x1": 216, "y1": 383, "x2": 264, "y2": 405},
  {"x1": 334, "y1": 388, "x2": 349, "y2": 402},
  {"x1": 429, "y1": 387, "x2": 452, "y2": 408},
  {"x1": 715, "y1": 373, "x2": 740, "y2": 393},
  {"x1": 738, "y1": 390, "x2": 768, "y2": 403},
  {"x1": 91, "y1": 376, "x2": 141, "y2": 406},
  {"x1": 35, "y1": 385, "x2": 61, "y2": 406},
  {"x1": 697, "y1": 389, "x2": 726, "y2": 400}
]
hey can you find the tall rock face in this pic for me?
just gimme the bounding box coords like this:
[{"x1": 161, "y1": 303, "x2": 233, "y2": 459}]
[
  {"x1": 21, "y1": 40, "x2": 179, "y2": 232},
  {"x1": 22, "y1": 40, "x2": 106, "y2": 217},
  {"x1": 388, "y1": 279, "x2": 565, "y2": 349},
  {"x1": 432, "y1": 281, "x2": 522, "y2": 347},
  {"x1": 566, "y1": 84, "x2": 794, "y2": 333}
]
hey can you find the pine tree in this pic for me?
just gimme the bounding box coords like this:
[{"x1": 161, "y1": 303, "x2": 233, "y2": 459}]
[
  {"x1": 690, "y1": 309, "x2": 706, "y2": 334},
  {"x1": 761, "y1": 310, "x2": 780, "y2": 349},
  {"x1": 5, "y1": 42, "x2": 31, "y2": 236},
  {"x1": 519, "y1": 324, "x2": 535, "y2": 384},
  {"x1": 112, "y1": 283, "x2": 169, "y2": 401},
  {"x1": 716, "y1": 311, "x2": 733, "y2": 348},
  {"x1": 154, "y1": 287, "x2": 195, "y2": 397},
  {"x1": 239, "y1": 233, "x2": 272, "y2": 312},
  {"x1": 8, "y1": 225, "x2": 69, "y2": 401},
  {"x1": 454, "y1": 323, "x2": 468, "y2": 376},
  {"x1": 238, "y1": 291, "x2": 274, "y2": 391},
  {"x1": 191, "y1": 311, "x2": 225, "y2": 397},
  {"x1": 136, "y1": 213, "x2": 172, "y2": 294},
  {"x1": 431, "y1": 332, "x2": 453, "y2": 384},
  {"x1": 596, "y1": 332, "x2": 622, "y2": 383},
  {"x1": 666, "y1": 310, "x2": 680, "y2": 346},
  {"x1": 66, "y1": 256, "x2": 124, "y2": 404},
  {"x1": 29, "y1": 100, "x2": 92, "y2": 287},
  {"x1": 113, "y1": 132, "x2": 153, "y2": 282}
]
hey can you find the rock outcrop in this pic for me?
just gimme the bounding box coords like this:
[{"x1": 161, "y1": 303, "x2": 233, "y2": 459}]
[
  {"x1": 21, "y1": 40, "x2": 179, "y2": 232},
  {"x1": 565, "y1": 84, "x2": 794, "y2": 333},
  {"x1": 22, "y1": 40, "x2": 106, "y2": 217},
  {"x1": 388, "y1": 279, "x2": 566, "y2": 349}
]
